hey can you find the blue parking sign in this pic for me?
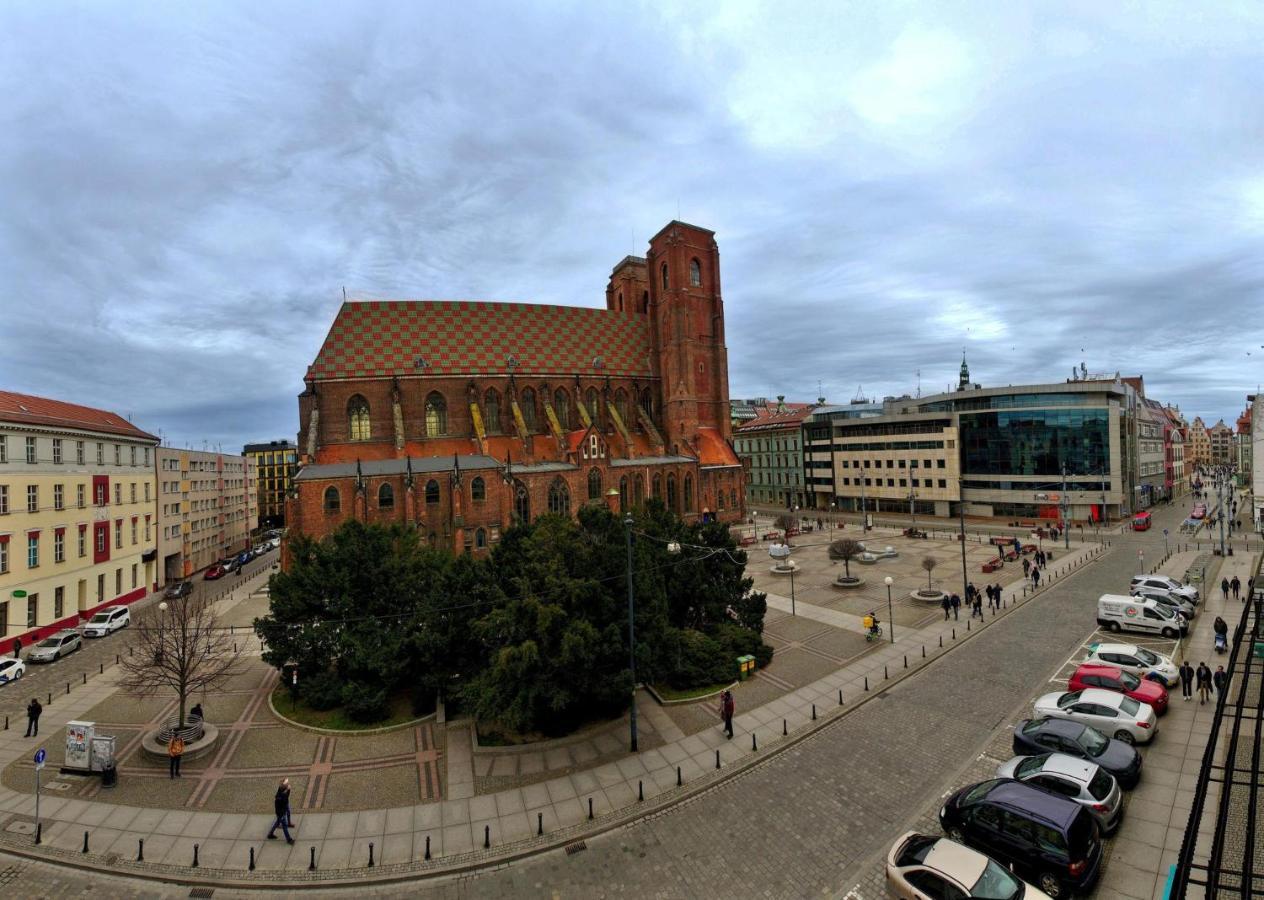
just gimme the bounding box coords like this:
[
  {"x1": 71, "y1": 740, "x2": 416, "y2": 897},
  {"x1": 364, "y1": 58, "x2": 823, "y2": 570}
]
[{"x1": 33, "y1": 747, "x2": 46, "y2": 769}]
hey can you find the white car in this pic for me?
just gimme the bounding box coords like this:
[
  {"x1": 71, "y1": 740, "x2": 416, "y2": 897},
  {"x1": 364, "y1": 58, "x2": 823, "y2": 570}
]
[
  {"x1": 996, "y1": 752, "x2": 1124, "y2": 834},
  {"x1": 0, "y1": 657, "x2": 25, "y2": 685},
  {"x1": 1130, "y1": 575, "x2": 1199, "y2": 605},
  {"x1": 858, "y1": 546, "x2": 899, "y2": 563},
  {"x1": 83, "y1": 606, "x2": 130, "y2": 637},
  {"x1": 1085, "y1": 642, "x2": 1180, "y2": 687},
  {"x1": 886, "y1": 832, "x2": 1052, "y2": 899},
  {"x1": 1033, "y1": 688, "x2": 1157, "y2": 745}
]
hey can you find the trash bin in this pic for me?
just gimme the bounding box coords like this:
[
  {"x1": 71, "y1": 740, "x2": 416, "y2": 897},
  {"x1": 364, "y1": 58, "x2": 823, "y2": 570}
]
[
  {"x1": 736, "y1": 654, "x2": 755, "y2": 680},
  {"x1": 101, "y1": 764, "x2": 118, "y2": 788}
]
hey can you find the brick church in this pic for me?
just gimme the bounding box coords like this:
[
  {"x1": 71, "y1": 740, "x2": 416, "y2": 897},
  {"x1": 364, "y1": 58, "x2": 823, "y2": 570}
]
[{"x1": 286, "y1": 220, "x2": 744, "y2": 557}]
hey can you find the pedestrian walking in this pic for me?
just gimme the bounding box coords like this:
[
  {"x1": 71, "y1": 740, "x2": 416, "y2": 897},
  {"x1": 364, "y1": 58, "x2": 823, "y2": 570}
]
[
  {"x1": 168, "y1": 734, "x2": 185, "y2": 778},
  {"x1": 1022, "y1": 558, "x2": 1031, "y2": 577},
  {"x1": 967, "y1": 582, "x2": 977, "y2": 605},
  {"x1": 985, "y1": 584, "x2": 995, "y2": 611},
  {"x1": 1196, "y1": 662, "x2": 1213, "y2": 705},
  {"x1": 1032, "y1": 567, "x2": 1041, "y2": 588},
  {"x1": 972, "y1": 594, "x2": 983, "y2": 618},
  {"x1": 1213, "y1": 666, "x2": 1228, "y2": 697},
  {"x1": 11, "y1": 637, "x2": 20, "y2": 660},
  {"x1": 1231, "y1": 576, "x2": 1241, "y2": 601},
  {"x1": 1222, "y1": 578, "x2": 1230, "y2": 602},
  {"x1": 993, "y1": 583, "x2": 1003, "y2": 608},
  {"x1": 950, "y1": 593, "x2": 961, "y2": 621},
  {"x1": 267, "y1": 779, "x2": 295, "y2": 844},
  {"x1": 1179, "y1": 661, "x2": 1194, "y2": 701},
  {"x1": 719, "y1": 689, "x2": 735, "y2": 739},
  {"x1": 941, "y1": 594, "x2": 951, "y2": 621},
  {"x1": 24, "y1": 698, "x2": 41, "y2": 737}
]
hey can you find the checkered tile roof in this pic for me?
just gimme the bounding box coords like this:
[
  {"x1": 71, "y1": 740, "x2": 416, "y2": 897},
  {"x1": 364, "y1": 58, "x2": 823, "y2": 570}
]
[{"x1": 308, "y1": 300, "x2": 654, "y2": 380}]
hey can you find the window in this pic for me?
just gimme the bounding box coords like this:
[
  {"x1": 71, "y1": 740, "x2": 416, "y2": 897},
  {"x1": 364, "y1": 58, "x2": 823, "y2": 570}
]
[
  {"x1": 684, "y1": 474, "x2": 693, "y2": 511},
  {"x1": 0, "y1": 436, "x2": 6, "y2": 463},
  {"x1": 483, "y1": 389, "x2": 501, "y2": 434},
  {"x1": 585, "y1": 387, "x2": 600, "y2": 421},
  {"x1": 54, "y1": 586, "x2": 64, "y2": 619},
  {"x1": 114, "y1": 444, "x2": 121, "y2": 465},
  {"x1": 520, "y1": 388, "x2": 537, "y2": 430},
  {"x1": 115, "y1": 523, "x2": 122, "y2": 549},
  {"x1": 27, "y1": 595, "x2": 37, "y2": 627},
  {"x1": 613, "y1": 389, "x2": 629, "y2": 423},
  {"x1": 588, "y1": 468, "x2": 602, "y2": 500},
  {"x1": 618, "y1": 476, "x2": 628, "y2": 512},
  {"x1": 114, "y1": 484, "x2": 121, "y2": 505},
  {"x1": 144, "y1": 518, "x2": 150, "y2": 542},
  {"x1": 25, "y1": 436, "x2": 36, "y2": 464},
  {"x1": 130, "y1": 446, "x2": 136, "y2": 466},
  {"x1": 553, "y1": 388, "x2": 570, "y2": 430},
  {"x1": 96, "y1": 442, "x2": 104, "y2": 465},
  {"x1": 144, "y1": 482, "x2": 150, "y2": 502},
  {"x1": 94, "y1": 481, "x2": 106, "y2": 506},
  {"x1": 378, "y1": 484, "x2": 394, "y2": 509},
  {"x1": 95, "y1": 527, "x2": 106, "y2": 555},
  {"x1": 52, "y1": 439, "x2": 62, "y2": 464},
  {"x1": 129, "y1": 483, "x2": 136, "y2": 503},
  {"x1": 131, "y1": 563, "x2": 138, "y2": 589},
  {"x1": 475, "y1": 527, "x2": 487, "y2": 549},
  {"x1": 28, "y1": 534, "x2": 39, "y2": 568},
  {"x1": 471, "y1": 476, "x2": 485, "y2": 502},
  {"x1": 0, "y1": 485, "x2": 6, "y2": 514},
  {"x1": 425, "y1": 479, "x2": 440, "y2": 505},
  {"x1": 323, "y1": 486, "x2": 340, "y2": 512},
  {"x1": 76, "y1": 484, "x2": 84, "y2": 508},
  {"x1": 548, "y1": 478, "x2": 570, "y2": 516},
  {"x1": 115, "y1": 569, "x2": 121, "y2": 596},
  {"x1": 54, "y1": 531, "x2": 64, "y2": 563},
  {"x1": 689, "y1": 258, "x2": 701, "y2": 287},
  {"x1": 660, "y1": 263, "x2": 669, "y2": 290},
  {"x1": 131, "y1": 519, "x2": 137, "y2": 544},
  {"x1": 0, "y1": 541, "x2": 6, "y2": 573},
  {"x1": 653, "y1": 473, "x2": 662, "y2": 500},
  {"x1": 144, "y1": 447, "x2": 150, "y2": 466},
  {"x1": 27, "y1": 485, "x2": 37, "y2": 513},
  {"x1": 348, "y1": 395, "x2": 371, "y2": 441},
  {"x1": 424, "y1": 392, "x2": 447, "y2": 437},
  {"x1": 513, "y1": 480, "x2": 530, "y2": 522}
]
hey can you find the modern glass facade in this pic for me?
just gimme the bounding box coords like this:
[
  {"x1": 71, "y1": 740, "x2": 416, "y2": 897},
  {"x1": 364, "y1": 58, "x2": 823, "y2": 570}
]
[{"x1": 960, "y1": 409, "x2": 1109, "y2": 476}]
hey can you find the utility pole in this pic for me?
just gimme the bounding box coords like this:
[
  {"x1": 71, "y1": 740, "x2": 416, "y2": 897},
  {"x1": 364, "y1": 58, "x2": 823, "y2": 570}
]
[
  {"x1": 1061, "y1": 465, "x2": 1070, "y2": 550},
  {"x1": 1219, "y1": 479, "x2": 1227, "y2": 558},
  {"x1": 623, "y1": 514, "x2": 638, "y2": 753}
]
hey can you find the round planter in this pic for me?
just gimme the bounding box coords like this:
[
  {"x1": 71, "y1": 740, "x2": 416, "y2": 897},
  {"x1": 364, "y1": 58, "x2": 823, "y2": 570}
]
[
  {"x1": 140, "y1": 722, "x2": 220, "y2": 763},
  {"x1": 831, "y1": 576, "x2": 866, "y2": 590},
  {"x1": 769, "y1": 562, "x2": 799, "y2": 575},
  {"x1": 910, "y1": 589, "x2": 947, "y2": 603}
]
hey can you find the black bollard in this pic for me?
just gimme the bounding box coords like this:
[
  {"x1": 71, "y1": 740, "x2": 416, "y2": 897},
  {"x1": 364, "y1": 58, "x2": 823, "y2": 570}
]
[
  {"x1": 838, "y1": 690, "x2": 843, "y2": 705},
  {"x1": 904, "y1": 655, "x2": 908, "y2": 668},
  {"x1": 82, "y1": 830, "x2": 89, "y2": 853},
  {"x1": 483, "y1": 825, "x2": 490, "y2": 849},
  {"x1": 864, "y1": 676, "x2": 869, "y2": 691},
  {"x1": 3, "y1": 716, "x2": 6, "y2": 730},
  {"x1": 812, "y1": 703, "x2": 817, "y2": 720},
  {"x1": 783, "y1": 718, "x2": 787, "y2": 735},
  {"x1": 589, "y1": 796, "x2": 595, "y2": 819},
  {"x1": 137, "y1": 838, "x2": 144, "y2": 861},
  {"x1": 939, "y1": 635, "x2": 943, "y2": 648},
  {"x1": 921, "y1": 645, "x2": 926, "y2": 658},
  {"x1": 249, "y1": 847, "x2": 255, "y2": 871},
  {"x1": 233, "y1": 643, "x2": 237, "y2": 653},
  {"x1": 369, "y1": 841, "x2": 375, "y2": 866},
  {"x1": 82, "y1": 672, "x2": 86, "y2": 685},
  {"x1": 966, "y1": 620, "x2": 970, "y2": 632},
  {"x1": 715, "y1": 749, "x2": 721, "y2": 769},
  {"x1": 192, "y1": 843, "x2": 199, "y2": 867},
  {"x1": 538, "y1": 812, "x2": 544, "y2": 835},
  {"x1": 638, "y1": 780, "x2": 644, "y2": 801},
  {"x1": 310, "y1": 846, "x2": 317, "y2": 870},
  {"x1": 677, "y1": 765, "x2": 682, "y2": 786},
  {"x1": 35, "y1": 822, "x2": 41, "y2": 845},
  {"x1": 952, "y1": 628, "x2": 956, "y2": 640},
  {"x1": 99, "y1": 663, "x2": 103, "y2": 675},
  {"x1": 66, "y1": 682, "x2": 70, "y2": 695},
  {"x1": 116, "y1": 654, "x2": 119, "y2": 665},
  {"x1": 884, "y1": 665, "x2": 888, "y2": 680},
  {"x1": 424, "y1": 835, "x2": 431, "y2": 860},
  {"x1": 47, "y1": 692, "x2": 51, "y2": 704},
  {"x1": 751, "y1": 733, "x2": 757, "y2": 751}
]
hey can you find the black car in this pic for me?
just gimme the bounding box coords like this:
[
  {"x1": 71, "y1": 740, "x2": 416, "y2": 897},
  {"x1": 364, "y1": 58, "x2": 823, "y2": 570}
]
[
  {"x1": 1014, "y1": 717, "x2": 1142, "y2": 789},
  {"x1": 940, "y1": 778, "x2": 1101, "y2": 898},
  {"x1": 164, "y1": 581, "x2": 193, "y2": 600}
]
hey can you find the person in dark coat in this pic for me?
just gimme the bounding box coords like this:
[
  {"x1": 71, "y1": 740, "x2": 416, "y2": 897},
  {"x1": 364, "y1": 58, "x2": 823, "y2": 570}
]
[
  {"x1": 941, "y1": 594, "x2": 951, "y2": 621},
  {"x1": 993, "y1": 583, "x2": 1003, "y2": 607},
  {"x1": 1022, "y1": 558, "x2": 1031, "y2": 577},
  {"x1": 949, "y1": 593, "x2": 961, "y2": 621},
  {"x1": 719, "y1": 689, "x2": 735, "y2": 739},
  {"x1": 25, "y1": 698, "x2": 41, "y2": 737},
  {"x1": 267, "y1": 778, "x2": 294, "y2": 843},
  {"x1": 1231, "y1": 576, "x2": 1241, "y2": 600},
  {"x1": 1178, "y1": 661, "x2": 1194, "y2": 701},
  {"x1": 11, "y1": 637, "x2": 20, "y2": 660},
  {"x1": 1221, "y1": 578, "x2": 1230, "y2": 602},
  {"x1": 1214, "y1": 616, "x2": 1228, "y2": 638},
  {"x1": 971, "y1": 592, "x2": 983, "y2": 618},
  {"x1": 1196, "y1": 662, "x2": 1213, "y2": 705},
  {"x1": 1032, "y1": 567, "x2": 1041, "y2": 588},
  {"x1": 1213, "y1": 666, "x2": 1228, "y2": 697}
]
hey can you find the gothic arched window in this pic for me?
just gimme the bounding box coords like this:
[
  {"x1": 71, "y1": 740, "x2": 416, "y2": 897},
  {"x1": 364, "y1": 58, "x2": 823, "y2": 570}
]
[
  {"x1": 348, "y1": 396, "x2": 371, "y2": 441},
  {"x1": 513, "y1": 480, "x2": 530, "y2": 523},
  {"x1": 471, "y1": 476, "x2": 485, "y2": 502},
  {"x1": 614, "y1": 388, "x2": 629, "y2": 423},
  {"x1": 553, "y1": 388, "x2": 570, "y2": 430},
  {"x1": 323, "y1": 486, "x2": 340, "y2": 512},
  {"x1": 660, "y1": 263, "x2": 669, "y2": 290},
  {"x1": 684, "y1": 474, "x2": 693, "y2": 511},
  {"x1": 652, "y1": 473, "x2": 662, "y2": 501},
  {"x1": 483, "y1": 389, "x2": 501, "y2": 434},
  {"x1": 378, "y1": 484, "x2": 394, "y2": 509},
  {"x1": 425, "y1": 479, "x2": 440, "y2": 505},
  {"x1": 475, "y1": 528, "x2": 487, "y2": 549},
  {"x1": 585, "y1": 387, "x2": 600, "y2": 421},
  {"x1": 588, "y1": 468, "x2": 602, "y2": 500},
  {"x1": 634, "y1": 474, "x2": 645, "y2": 507},
  {"x1": 548, "y1": 477, "x2": 570, "y2": 516},
  {"x1": 689, "y1": 258, "x2": 701, "y2": 287},
  {"x1": 520, "y1": 388, "x2": 537, "y2": 431},
  {"x1": 641, "y1": 388, "x2": 654, "y2": 420},
  {"x1": 424, "y1": 392, "x2": 447, "y2": 438},
  {"x1": 667, "y1": 474, "x2": 679, "y2": 512},
  {"x1": 617, "y1": 291, "x2": 623, "y2": 311}
]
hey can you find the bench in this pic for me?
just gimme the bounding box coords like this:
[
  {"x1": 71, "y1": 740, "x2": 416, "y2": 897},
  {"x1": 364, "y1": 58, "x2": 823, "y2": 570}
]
[
  {"x1": 982, "y1": 557, "x2": 1003, "y2": 573},
  {"x1": 763, "y1": 532, "x2": 782, "y2": 542},
  {"x1": 739, "y1": 536, "x2": 758, "y2": 547},
  {"x1": 988, "y1": 536, "x2": 1013, "y2": 547}
]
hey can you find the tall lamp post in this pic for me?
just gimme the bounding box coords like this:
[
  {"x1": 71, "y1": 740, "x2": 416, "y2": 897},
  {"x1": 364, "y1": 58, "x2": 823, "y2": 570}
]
[
  {"x1": 860, "y1": 471, "x2": 868, "y2": 532},
  {"x1": 622, "y1": 514, "x2": 638, "y2": 753},
  {"x1": 957, "y1": 480, "x2": 968, "y2": 603},
  {"x1": 1218, "y1": 479, "x2": 1228, "y2": 557},
  {"x1": 883, "y1": 576, "x2": 895, "y2": 644},
  {"x1": 1060, "y1": 465, "x2": 1070, "y2": 550},
  {"x1": 907, "y1": 487, "x2": 917, "y2": 534}
]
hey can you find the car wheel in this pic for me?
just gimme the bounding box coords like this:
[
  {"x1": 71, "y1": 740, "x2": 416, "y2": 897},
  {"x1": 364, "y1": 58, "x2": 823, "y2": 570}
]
[
  {"x1": 1108, "y1": 621, "x2": 1122, "y2": 633},
  {"x1": 1162, "y1": 627, "x2": 1177, "y2": 638},
  {"x1": 53, "y1": 652, "x2": 60, "y2": 661},
  {"x1": 945, "y1": 825, "x2": 965, "y2": 843},
  {"x1": 1038, "y1": 872, "x2": 1065, "y2": 897},
  {"x1": 14, "y1": 669, "x2": 21, "y2": 680},
  {"x1": 1115, "y1": 730, "x2": 1136, "y2": 745}
]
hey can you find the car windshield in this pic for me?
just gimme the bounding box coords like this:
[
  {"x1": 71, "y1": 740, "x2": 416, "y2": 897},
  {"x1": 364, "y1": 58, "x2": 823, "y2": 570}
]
[
  {"x1": 1078, "y1": 727, "x2": 1109, "y2": 756},
  {"x1": 963, "y1": 780, "x2": 999, "y2": 804},
  {"x1": 1135, "y1": 648, "x2": 1160, "y2": 665},
  {"x1": 970, "y1": 859, "x2": 1024, "y2": 900},
  {"x1": 1015, "y1": 754, "x2": 1050, "y2": 778},
  {"x1": 1119, "y1": 695, "x2": 1140, "y2": 715},
  {"x1": 1119, "y1": 671, "x2": 1141, "y2": 690},
  {"x1": 894, "y1": 834, "x2": 937, "y2": 867},
  {"x1": 1057, "y1": 691, "x2": 1082, "y2": 708},
  {"x1": 89, "y1": 613, "x2": 110, "y2": 623},
  {"x1": 36, "y1": 637, "x2": 61, "y2": 648}
]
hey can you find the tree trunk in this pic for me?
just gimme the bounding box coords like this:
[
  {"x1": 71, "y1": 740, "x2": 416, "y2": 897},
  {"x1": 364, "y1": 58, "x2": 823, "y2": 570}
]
[{"x1": 844, "y1": 559, "x2": 850, "y2": 578}]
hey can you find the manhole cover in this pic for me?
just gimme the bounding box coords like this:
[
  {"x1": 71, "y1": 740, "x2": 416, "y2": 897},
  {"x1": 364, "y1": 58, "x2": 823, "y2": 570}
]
[
  {"x1": 4, "y1": 822, "x2": 36, "y2": 835},
  {"x1": 189, "y1": 888, "x2": 214, "y2": 898},
  {"x1": 564, "y1": 841, "x2": 587, "y2": 855}
]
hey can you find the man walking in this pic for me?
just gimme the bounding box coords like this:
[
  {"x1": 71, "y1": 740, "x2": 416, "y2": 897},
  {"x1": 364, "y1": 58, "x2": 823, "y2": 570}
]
[
  {"x1": 949, "y1": 592, "x2": 960, "y2": 621},
  {"x1": 972, "y1": 592, "x2": 983, "y2": 619},
  {"x1": 719, "y1": 689, "x2": 735, "y2": 739},
  {"x1": 1032, "y1": 566, "x2": 1041, "y2": 589},
  {"x1": 1022, "y1": 557, "x2": 1031, "y2": 578},
  {"x1": 1196, "y1": 662, "x2": 1213, "y2": 705},
  {"x1": 941, "y1": 594, "x2": 951, "y2": 621},
  {"x1": 168, "y1": 733, "x2": 185, "y2": 778},
  {"x1": 993, "y1": 583, "x2": 1003, "y2": 608},
  {"x1": 1221, "y1": 578, "x2": 1230, "y2": 602},
  {"x1": 24, "y1": 697, "x2": 41, "y2": 737},
  {"x1": 1179, "y1": 660, "x2": 1195, "y2": 701},
  {"x1": 267, "y1": 778, "x2": 295, "y2": 844},
  {"x1": 1231, "y1": 576, "x2": 1241, "y2": 601},
  {"x1": 985, "y1": 584, "x2": 995, "y2": 611},
  {"x1": 1213, "y1": 665, "x2": 1228, "y2": 698}
]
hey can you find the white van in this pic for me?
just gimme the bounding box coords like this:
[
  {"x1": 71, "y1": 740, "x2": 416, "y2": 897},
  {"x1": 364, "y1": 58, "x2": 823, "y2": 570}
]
[{"x1": 1097, "y1": 594, "x2": 1187, "y2": 639}]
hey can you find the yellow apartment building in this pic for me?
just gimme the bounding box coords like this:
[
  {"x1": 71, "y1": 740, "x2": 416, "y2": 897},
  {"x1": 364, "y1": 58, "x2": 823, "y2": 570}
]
[{"x1": 156, "y1": 447, "x2": 258, "y2": 584}]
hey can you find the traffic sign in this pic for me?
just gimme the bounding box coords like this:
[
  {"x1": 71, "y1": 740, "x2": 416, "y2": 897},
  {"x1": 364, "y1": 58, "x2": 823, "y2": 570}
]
[
  {"x1": 1163, "y1": 528, "x2": 1169, "y2": 536},
  {"x1": 33, "y1": 748, "x2": 46, "y2": 770}
]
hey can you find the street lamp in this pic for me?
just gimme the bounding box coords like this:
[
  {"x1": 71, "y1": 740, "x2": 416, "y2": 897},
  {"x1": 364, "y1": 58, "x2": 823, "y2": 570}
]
[
  {"x1": 883, "y1": 576, "x2": 895, "y2": 644},
  {"x1": 907, "y1": 487, "x2": 917, "y2": 534},
  {"x1": 769, "y1": 543, "x2": 796, "y2": 616},
  {"x1": 622, "y1": 513, "x2": 638, "y2": 752},
  {"x1": 156, "y1": 601, "x2": 168, "y2": 666}
]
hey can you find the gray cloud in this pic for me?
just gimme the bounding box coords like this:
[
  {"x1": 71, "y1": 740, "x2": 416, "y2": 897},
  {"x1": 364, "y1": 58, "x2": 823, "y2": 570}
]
[{"x1": 1, "y1": 1, "x2": 1262, "y2": 450}]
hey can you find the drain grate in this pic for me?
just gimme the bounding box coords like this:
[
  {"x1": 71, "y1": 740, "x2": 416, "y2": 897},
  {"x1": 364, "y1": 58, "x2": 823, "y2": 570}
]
[
  {"x1": 189, "y1": 889, "x2": 214, "y2": 898},
  {"x1": 564, "y1": 841, "x2": 587, "y2": 855}
]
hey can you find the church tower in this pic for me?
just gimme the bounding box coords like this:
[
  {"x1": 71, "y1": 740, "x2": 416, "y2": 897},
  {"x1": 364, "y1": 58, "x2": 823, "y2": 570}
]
[
  {"x1": 957, "y1": 353, "x2": 971, "y2": 392},
  {"x1": 645, "y1": 221, "x2": 731, "y2": 450}
]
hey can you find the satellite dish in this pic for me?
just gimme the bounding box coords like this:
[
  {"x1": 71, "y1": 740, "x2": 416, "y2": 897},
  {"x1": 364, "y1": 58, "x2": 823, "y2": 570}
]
[{"x1": 768, "y1": 543, "x2": 792, "y2": 560}]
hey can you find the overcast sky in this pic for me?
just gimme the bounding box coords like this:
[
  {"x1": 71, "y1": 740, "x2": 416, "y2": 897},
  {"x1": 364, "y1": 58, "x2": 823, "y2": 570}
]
[{"x1": 3, "y1": 1, "x2": 1263, "y2": 451}]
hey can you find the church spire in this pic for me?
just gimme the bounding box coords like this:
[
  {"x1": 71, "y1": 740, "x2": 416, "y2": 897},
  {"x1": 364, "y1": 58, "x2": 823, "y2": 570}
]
[{"x1": 958, "y1": 351, "x2": 970, "y2": 391}]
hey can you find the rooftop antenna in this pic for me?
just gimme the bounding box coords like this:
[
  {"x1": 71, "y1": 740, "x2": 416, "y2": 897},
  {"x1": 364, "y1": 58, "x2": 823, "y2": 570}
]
[
  {"x1": 342, "y1": 285, "x2": 347, "y2": 303},
  {"x1": 916, "y1": 369, "x2": 921, "y2": 398}
]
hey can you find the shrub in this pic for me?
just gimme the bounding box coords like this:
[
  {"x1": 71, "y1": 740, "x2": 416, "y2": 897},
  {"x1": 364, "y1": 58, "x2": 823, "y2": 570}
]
[
  {"x1": 341, "y1": 681, "x2": 389, "y2": 723},
  {"x1": 410, "y1": 684, "x2": 437, "y2": 717},
  {"x1": 300, "y1": 670, "x2": 344, "y2": 711},
  {"x1": 712, "y1": 622, "x2": 775, "y2": 669},
  {"x1": 664, "y1": 628, "x2": 738, "y2": 689}
]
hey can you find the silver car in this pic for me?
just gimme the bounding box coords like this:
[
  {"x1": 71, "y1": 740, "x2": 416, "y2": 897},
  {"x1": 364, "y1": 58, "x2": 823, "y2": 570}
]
[
  {"x1": 1130, "y1": 575, "x2": 1199, "y2": 605},
  {"x1": 997, "y1": 752, "x2": 1123, "y2": 833},
  {"x1": 26, "y1": 629, "x2": 83, "y2": 663},
  {"x1": 1133, "y1": 589, "x2": 1196, "y2": 620}
]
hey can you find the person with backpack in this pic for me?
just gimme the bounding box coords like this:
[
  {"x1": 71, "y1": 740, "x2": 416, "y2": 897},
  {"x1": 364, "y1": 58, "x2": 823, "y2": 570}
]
[
  {"x1": 168, "y1": 733, "x2": 185, "y2": 778},
  {"x1": 1196, "y1": 662, "x2": 1214, "y2": 705}
]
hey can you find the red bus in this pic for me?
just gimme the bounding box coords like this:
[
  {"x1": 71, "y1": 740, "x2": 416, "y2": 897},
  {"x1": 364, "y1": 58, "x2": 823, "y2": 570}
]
[{"x1": 1133, "y1": 511, "x2": 1152, "y2": 531}]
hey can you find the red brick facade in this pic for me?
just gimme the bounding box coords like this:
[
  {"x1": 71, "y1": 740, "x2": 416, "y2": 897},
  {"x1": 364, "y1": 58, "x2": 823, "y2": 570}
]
[{"x1": 286, "y1": 221, "x2": 744, "y2": 559}]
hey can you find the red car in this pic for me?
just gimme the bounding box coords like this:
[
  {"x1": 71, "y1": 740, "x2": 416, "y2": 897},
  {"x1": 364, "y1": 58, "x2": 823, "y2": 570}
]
[
  {"x1": 1070, "y1": 663, "x2": 1169, "y2": 715},
  {"x1": 203, "y1": 563, "x2": 227, "y2": 580}
]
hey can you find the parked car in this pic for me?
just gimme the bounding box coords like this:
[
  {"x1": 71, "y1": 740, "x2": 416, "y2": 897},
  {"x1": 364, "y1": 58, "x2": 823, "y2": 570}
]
[
  {"x1": 1084, "y1": 643, "x2": 1180, "y2": 687},
  {"x1": 1069, "y1": 663, "x2": 1169, "y2": 715},
  {"x1": 164, "y1": 581, "x2": 193, "y2": 600},
  {"x1": 1132, "y1": 589, "x2": 1195, "y2": 621},
  {"x1": 252, "y1": 544, "x2": 269, "y2": 557},
  {"x1": 939, "y1": 778, "x2": 1102, "y2": 898},
  {"x1": 1013, "y1": 717, "x2": 1142, "y2": 788},
  {"x1": 996, "y1": 753, "x2": 1123, "y2": 834},
  {"x1": 886, "y1": 831, "x2": 1053, "y2": 899},
  {"x1": 1130, "y1": 575, "x2": 1199, "y2": 604},
  {"x1": 1096, "y1": 594, "x2": 1187, "y2": 639},
  {"x1": 204, "y1": 563, "x2": 227, "y2": 580},
  {"x1": 1032, "y1": 689, "x2": 1157, "y2": 745},
  {"x1": 219, "y1": 556, "x2": 240, "y2": 573},
  {"x1": 267, "y1": 537, "x2": 281, "y2": 550},
  {"x1": 0, "y1": 657, "x2": 26, "y2": 684},
  {"x1": 83, "y1": 606, "x2": 131, "y2": 637},
  {"x1": 26, "y1": 630, "x2": 83, "y2": 663}
]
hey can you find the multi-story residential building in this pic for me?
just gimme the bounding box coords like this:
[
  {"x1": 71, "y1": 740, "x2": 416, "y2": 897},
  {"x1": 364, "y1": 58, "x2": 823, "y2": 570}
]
[
  {"x1": 1188, "y1": 417, "x2": 1211, "y2": 469},
  {"x1": 1209, "y1": 419, "x2": 1234, "y2": 466},
  {"x1": 1162, "y1": 406, "x2": 1187, "y2": 498},
  {"x1": 1250, "y1": 394, "x2": 1263, "y2": 532},
  {"x1": 1234, "y1": 405, "x2": 1252, "y2": 482},
  {"x1": 156, "y1": 448, "x2": 258, "y2": 585},
  {"x1": 733, "y1": 399, "x2": 817, "y2": 510},
  {"x1": 244, "y1": 440, "x2": 296, "y2": 528},
  {"x1": 0, "y1": 391, "x2": 158, "y2": 655},
  {"x1": 730, "y1": 397, "x2": 818, "y2": 429},
  {"x1": 1124, "y1": 378, "x2": 1169, "y2": 507}
]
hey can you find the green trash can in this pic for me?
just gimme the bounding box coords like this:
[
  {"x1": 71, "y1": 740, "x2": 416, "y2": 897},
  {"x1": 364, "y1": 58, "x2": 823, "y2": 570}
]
[{"x1": 736, "y1": 654, "x2": 755, "y2": 680}]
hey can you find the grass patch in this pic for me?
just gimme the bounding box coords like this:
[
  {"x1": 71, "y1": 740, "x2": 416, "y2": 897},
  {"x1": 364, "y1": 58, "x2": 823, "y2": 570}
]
[
  {"x1": 271, "y1": 686, "x2": 421, "y2": 732},
  {"x1": 652, "y1": 681, "x2": 731, "y2": 702}
]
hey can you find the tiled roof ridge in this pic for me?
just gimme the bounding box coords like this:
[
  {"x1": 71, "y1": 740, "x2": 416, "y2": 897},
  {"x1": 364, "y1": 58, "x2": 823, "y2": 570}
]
[{"x1": 0, "y1": 390, "x2": 158, "y2": 441}]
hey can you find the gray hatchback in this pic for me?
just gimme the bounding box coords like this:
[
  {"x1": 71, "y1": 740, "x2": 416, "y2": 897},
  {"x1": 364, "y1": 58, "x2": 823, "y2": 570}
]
[{"x1": 997, "y1": 752, "x2": 1123, "y2": 833}]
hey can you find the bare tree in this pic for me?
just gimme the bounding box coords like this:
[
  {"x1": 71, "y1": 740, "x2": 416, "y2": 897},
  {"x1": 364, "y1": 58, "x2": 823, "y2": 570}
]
[
  {"x1": 118, "y1": 596, "x2": 244, "y2": 729},
  {"x1": 920, "y1": 555, "x2": 939, "y2": 592},
  {"x1": 829, "y1": 539, "x2": 864, "y2": 578},
  {"x1": 774, "y1": 513, "x2": 795, "y2": 545}
]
